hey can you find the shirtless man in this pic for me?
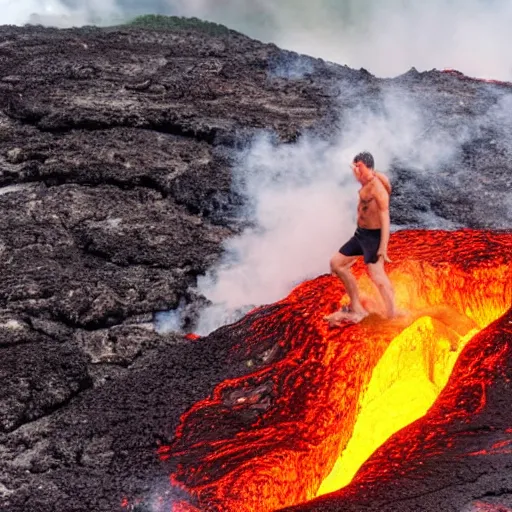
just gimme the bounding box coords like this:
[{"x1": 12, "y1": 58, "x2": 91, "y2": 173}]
[{"x1": 325, "y1": 151, "x2": 396, "y2": 324}]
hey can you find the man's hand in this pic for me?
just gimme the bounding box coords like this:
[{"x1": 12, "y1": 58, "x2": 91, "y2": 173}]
[{"x1": 378, "y1": 250, "x2": 392, "y2": 263}]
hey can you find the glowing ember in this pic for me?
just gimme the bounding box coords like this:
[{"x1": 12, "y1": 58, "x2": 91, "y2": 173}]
[
  {"x1": 471, "y1": 504, "x2": 512, "y2": 512},
  {"x1": 159, "y1": 229, "x2": 511, "y2": 512},
  {"x1": 441, "y1": 68, "x2": 512, "y2": 87}
]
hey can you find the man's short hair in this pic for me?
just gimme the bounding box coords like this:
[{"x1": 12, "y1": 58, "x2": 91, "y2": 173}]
[{"x1": 353, "y1": 151, "x2": 374, "y2": 169}]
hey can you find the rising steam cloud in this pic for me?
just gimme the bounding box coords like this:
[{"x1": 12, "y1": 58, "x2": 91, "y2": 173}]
[
  {"x1": 156, "y1": 85, "x2": 508, "y2": 335},
  {"x1": 5, "y1": 0, "x2": 512, "y2": 80},
  {"x1": 191, "y1": 90, "x2": 477, "y2": 335}
]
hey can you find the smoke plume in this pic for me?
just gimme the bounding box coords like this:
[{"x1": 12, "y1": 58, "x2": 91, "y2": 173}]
[
  {"x1": 191, "y1": 89, "x2": 481, "y2": 335},
  {"x1": 155, "y1": 83, "x2": 510, "y2": 334}
]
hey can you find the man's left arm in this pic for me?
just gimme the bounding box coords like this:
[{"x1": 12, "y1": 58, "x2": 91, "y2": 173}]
[{"x1": 376, "y1": 188, "x2": 392, "y2": 263}]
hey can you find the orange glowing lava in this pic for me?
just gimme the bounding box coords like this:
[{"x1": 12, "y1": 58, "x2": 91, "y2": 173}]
[{"x1": 159, "y1": 229, "x2": 511, "y2": 512}]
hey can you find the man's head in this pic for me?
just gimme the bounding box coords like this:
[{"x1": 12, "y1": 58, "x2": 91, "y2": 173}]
[
  {"x1": 353, "y1": 152, "x2": 374, "y2": 169},
  {"x1": 352, "y1": 151, "x2": 375, "y2": 183}
]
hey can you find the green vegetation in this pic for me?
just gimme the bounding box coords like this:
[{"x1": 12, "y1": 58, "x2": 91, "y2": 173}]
[{"x1": 125, "y1": 14, "x2": 231, "y2": 36}]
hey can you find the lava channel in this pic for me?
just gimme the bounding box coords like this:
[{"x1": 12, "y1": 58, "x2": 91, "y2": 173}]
[{"x1": 158, "y1": 229, "x2": 511, "y2": 512}]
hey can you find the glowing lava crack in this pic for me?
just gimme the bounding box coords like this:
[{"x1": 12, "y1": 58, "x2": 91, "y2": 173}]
[{"x1": 159, "y1": 230, "x2": 511, "y2": 512}]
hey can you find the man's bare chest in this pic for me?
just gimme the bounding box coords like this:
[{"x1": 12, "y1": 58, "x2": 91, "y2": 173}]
[{"x1": 358, "y1": 188, "x2": 376, "y2": 209}]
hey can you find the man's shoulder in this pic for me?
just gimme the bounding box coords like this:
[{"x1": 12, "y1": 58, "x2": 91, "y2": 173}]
[{"x1": 374, "y1": 171, "x2": 392, "y2": 195}]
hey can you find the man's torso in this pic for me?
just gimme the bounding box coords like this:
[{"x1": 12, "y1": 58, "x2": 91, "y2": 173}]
[{"x1": 357, "y1": 173, "x2": 390, "y2": 229}]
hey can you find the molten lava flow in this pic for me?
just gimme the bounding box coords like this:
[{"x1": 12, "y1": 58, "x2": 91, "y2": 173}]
[
  {"x1": 317, "y1": 315, "x2": 479, "y2": 495},
  {"x1": 160, "y1": 230, "x2": 511, "y2": 512},
  {"x1": 283, "y1": 309, "x2": 512, "y2": 512}
]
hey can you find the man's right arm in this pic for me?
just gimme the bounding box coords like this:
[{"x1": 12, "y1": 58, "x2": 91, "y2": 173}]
[
  {"x1": 375, "y1": 185, "x2": 392, "y2": 263},
  {"x1": 376, "y1": 172, "x2": 392, "y2": 195}
]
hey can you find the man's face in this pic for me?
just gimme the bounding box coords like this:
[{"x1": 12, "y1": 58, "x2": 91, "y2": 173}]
[{"x1": 351, "y1": 160, "x2": 368, "y2": 183}]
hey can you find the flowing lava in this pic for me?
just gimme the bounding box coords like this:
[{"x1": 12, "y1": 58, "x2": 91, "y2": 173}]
[{"x1": 158, "y1": 229, "x2": 511, "y2": 512}]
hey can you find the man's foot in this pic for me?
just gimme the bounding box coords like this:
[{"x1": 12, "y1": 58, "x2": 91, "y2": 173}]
[{"x1": 324, "y1": 308, "x2": 369, "y2": 326}]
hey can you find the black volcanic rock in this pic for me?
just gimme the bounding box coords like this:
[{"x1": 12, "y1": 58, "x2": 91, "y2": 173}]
[
  {"x1": 0, "y1": 21, "x2": 511, "y2": 512},
  {"x1": 0, "y1": 337, "x2": 91, "y2": 434},
  {"x1": 0, "y1": 329, "x2": 253, "y2": 512}
]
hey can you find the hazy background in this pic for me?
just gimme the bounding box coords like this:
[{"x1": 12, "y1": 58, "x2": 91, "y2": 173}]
[{"x1": 3, "y1": 0, "x2": 512, "y2": 80}]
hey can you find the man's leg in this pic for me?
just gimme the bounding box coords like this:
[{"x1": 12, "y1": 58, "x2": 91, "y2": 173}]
[
  {"x1": 329, "y1": 253, "x2": 366, "y2": 314},
  {"x1": 367, "y1": 258, "x2": 395, "y2": 318}
]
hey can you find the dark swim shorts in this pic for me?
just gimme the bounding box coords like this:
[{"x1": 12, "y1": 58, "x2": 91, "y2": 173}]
[{"x1": 339, "y1": 227, "x2": 382, "y2": 264}]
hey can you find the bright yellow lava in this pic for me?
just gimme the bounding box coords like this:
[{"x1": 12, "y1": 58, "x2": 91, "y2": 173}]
[{"x1": 317, "y1": 316, "x2": 478, "y2": 495}]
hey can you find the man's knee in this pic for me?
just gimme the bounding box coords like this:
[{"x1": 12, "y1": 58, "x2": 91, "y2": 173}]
[
  {"x1": 330, "y1": 255, "x2": 338, "y2": 273},
  {"x1": 372, "y1": 276, "x2": 387, "y2": 289},
  {"x1": 330, "y1": 253, "x2": 352, "y2": 275}
]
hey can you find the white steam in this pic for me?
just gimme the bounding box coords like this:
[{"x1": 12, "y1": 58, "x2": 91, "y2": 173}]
[
  {"x1": 195, "y1": 136, "x2": 357, "y2": 333},
  {"x1": 194, "y1": 90, "x2": 470, "y2": 335},
  {"x1": 154, "y1": 300, "x2": 186, "y2": 334},
  {"x1": 5, "y1": 0, "x2": 512, "y2": 80}
]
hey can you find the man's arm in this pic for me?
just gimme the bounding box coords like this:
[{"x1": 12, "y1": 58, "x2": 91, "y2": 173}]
[{"x1": 375, "y1": 185, "x2": 392, "y2": 263}]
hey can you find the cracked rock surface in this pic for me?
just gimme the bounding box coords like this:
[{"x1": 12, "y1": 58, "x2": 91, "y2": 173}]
[{"x1": 0, "y1": 23, "x2": 511, "y2": 512}]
